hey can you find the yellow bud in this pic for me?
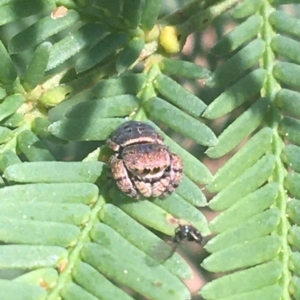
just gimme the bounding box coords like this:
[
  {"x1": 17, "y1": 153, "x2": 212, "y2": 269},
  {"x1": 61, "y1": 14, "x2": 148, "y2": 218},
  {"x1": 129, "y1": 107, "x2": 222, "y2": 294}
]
[{"x1": 159, "y1": 26, "x2": 181, "y2": 54}]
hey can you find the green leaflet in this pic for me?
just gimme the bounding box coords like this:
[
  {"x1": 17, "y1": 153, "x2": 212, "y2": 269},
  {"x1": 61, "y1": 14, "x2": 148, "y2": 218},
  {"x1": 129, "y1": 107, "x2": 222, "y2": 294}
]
[
  {"x1": 208, "y1": 128, "x2": 273, "y2": 192},
  {"x1": 203, "y1": 69, "x2": 266, "y2": 120},
  {"x1": 176, "y1": 174, "x2": 207, "y2": 207},
  {"x1": 206, "y1": 209, "x2": 280, "y2": 252},
  {"x1": 144, "y1": 97, "x2": 217, "y2": 147},
  {"x1": 91, "y1": 74, "x2": 146, "y2": 98},
  {"x1": 140, "y1": 0, "x2": 162, "y2": 30},
  {"x1": 210, "y1": 183, "x2": 279, "y2": 232},
  {"x1": 94, "y1": 0, "x2": 121, "y2": 16},
  {"x1": 0, "y1": 202, "x2": 90, "y2": 225},
  {"x1": 109, "y1": 186, "x2": 176, "y2": 235},
  {"x1": 206, "y1": 98, "x2": 270, "y2": 158},
  {"x1": 47, "y1": 23, "x2": 109, "y2": 71},
  {"x1": 8, "y1": 10, "x2": 80, "y2": 53},
  {"x1": 4, "y1": 161, "x2": 104, "y2": 183},
  {"x1": 282, "y1": 144, "x2": 300, "y2": 172},
  {"x1": 49, "y1": 117, "x2": 125, "y2": 141},
  {"x1": 291, "y1": 252, "x2": 300, "y2": 277},
  {"x1": 231, "y1": 0, "x2": 261, "y2": 19},
  {"x1": 17, "y1": 130, "x2": 55, "y2": 162},
  {"x1": 22, "y1": 42, "x2": 52, "y2": 91},
  {"x1": 99, "y1": 204, "x2": 192, "y2": 279},
  {"x1": 0, "y1": 280, "x2": 46, "y2": 300},
  {"x1": 0, "y1": 150, "x2": 21, "y2": 171},
  {"x1": 75, "y1": 33, "x2": 130, "y2": 73},
  {"x1": 0, "y1": 87, "x2": 6, "y2": 99},
  {"x1": 284, "y1": 172, "x2": 300, "y2": 198},
  {"x1": 0, "y1": 217, "x2": 79, "y2": 247},
  {"x1": 202, "y1": 285, "x2": 281, "y2": 300},
  {"x1": 0, "y1": 127, "x2": 12, "y2": 144},
  {"x1": 61, "y1": 282, "x2": 99, "y2": 300},
  {"x1": 121, "y1": 0, "x2": 142, "y2": 29},
  {"x1": 83, "y1": 223, "x2": 190, "y2": 300},
  {"x1": 0, "y1": 183, "x2": 98, "y2": 204},
  {"x1": 73, "y1": 262, "x2": 134, "y2": 300},
  {"x1": 200, "y1": 261, "x2": 282, "y2": 299},
  {"x1": 153, "y1": 73, "x2": 207, "y2": 117},
  {"x1": 276, "y1": 89, "x2": 300, "y2": 117},
  {"x1": 292, "y1": 277, "x2": 300, "y2": 299},
  {"x1": 290, "y1": 226, "x2": 300, "y2": 251},
  {"x1": 0, "y1": 0, "x2": 55, "y2": 26},
  {"x1": 202, "y1": 235, "x2": 281, "y2": 272},
  {"x1": 32, "y1": 118, "x2": 60, "y2": 141},
  {"x1": 272, "y1": 35, "x2": 300, "y2": 65},
  {"x1": 160, "y1": 58, "x2": 211, "y2": 79},
  {"x1": 273, "y1": 62, "x2": 300, "y2": 88},
  {"x1": 0, "y1": 40, "x2": 17, "y2": 84},
  {"x1": 0, "y1": 94, "x2": 24, "y2": 122},
  {"x1": 0, "y1": 0, "x2": 15, "y2": 6},
  {"x1": 41, "y1": 60, "x2": 116, "y2": 106},
  {"x1": 288, "y1": 199, "x2": 300, "y2": 225},
  {"x1": 279, "y1": 116, "x2": 300, "y2": 145},
  {"x1": 206, "y1": 39, "x2": 265, "y2": 88},
  {"x1": 209, "y1": 154, "x2": 275, "y2": 211},
  {"x1": 1, "y1": 112, "x2": 23, "y2": 127},
  {"x1": 211, "y1": 15, "x2": 262, "y2": 56},
  {"x1": 116, "y1": 38, "x2": 144, "y2": 74},
  {"x1": 15, "y1": 268, "x2": 58, "y2": 287},
  {"x1": 46, "y1": 88, "x2": 94, "y2": 120},
  {"x1": 0, "y1": 245, "x2": 67, "y2": 269},
  {"x1": 66, "y1": 95, "x2": 140, "y2": 119},
  {"x1": 269, "y1": 10, "x2": 300, "y2": 39}
]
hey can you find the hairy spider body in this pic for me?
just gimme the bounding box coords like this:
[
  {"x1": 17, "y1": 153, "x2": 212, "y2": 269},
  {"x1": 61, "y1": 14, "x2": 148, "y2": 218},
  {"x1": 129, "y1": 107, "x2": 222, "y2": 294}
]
[{"x1": 107, "y1": 121, "x2": 183, "y2": 199}]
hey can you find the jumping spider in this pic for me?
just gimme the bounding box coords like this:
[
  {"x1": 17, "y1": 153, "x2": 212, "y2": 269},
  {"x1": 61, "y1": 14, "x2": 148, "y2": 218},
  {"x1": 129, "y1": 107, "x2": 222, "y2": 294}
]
[{"x1": 107, "y1": 121, "x2": 183, "y2": 199}]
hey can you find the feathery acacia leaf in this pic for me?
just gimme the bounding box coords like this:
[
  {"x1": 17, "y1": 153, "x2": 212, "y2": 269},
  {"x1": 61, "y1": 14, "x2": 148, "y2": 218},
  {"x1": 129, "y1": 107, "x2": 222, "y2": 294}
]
[
  {"x1": 200, "y1": 261, "x2": 282, "y2": 299},
  {"x1": 8, "y1": 10, "x2": 80, "y2": 54},
  {"x1": 154, "y1": 73, "x2": 207, "y2": 117},
  {"x1": 0, "y1": 0, "x2": 299, "y2": 299},
  {"x1": 206, "y1": 39, "x2": 265, "y2": 88},
  {"x1": 22, "y1": 42, "x2": 52, "y2": 91},
  {"x1": 140, "y1": 0, "x2": 161, "y2": 30},
  {"x1": 209, "y1": 183, "x2": 279, "y2": 233},
  {"x1": 0, "y1": 41, "x2": 17, "y2": 83},
  {"x1": 231, "y1": 0, "x2": 261, "y2": 18},
  {"x1": 144, "y1": 97, "x2": 217, "y2": 146},
  {"x1": 206, "y1": 98, "x2": 269, "y2": 158},
  {"x1": 203, "y1": 69, "x2": 266, "y2": 119},
  {"x1": 159, "y1": 58, "x2": 211, "y2": 79},
  {"x1": 0, "y1": 0, "x2": 54, "y2": 26}
]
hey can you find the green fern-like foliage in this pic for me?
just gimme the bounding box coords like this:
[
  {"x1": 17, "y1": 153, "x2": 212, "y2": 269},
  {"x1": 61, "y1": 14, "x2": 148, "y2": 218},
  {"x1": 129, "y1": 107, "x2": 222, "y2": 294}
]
[{"x1": 0, "y1": 0, "x2": 299, "y2": 299}]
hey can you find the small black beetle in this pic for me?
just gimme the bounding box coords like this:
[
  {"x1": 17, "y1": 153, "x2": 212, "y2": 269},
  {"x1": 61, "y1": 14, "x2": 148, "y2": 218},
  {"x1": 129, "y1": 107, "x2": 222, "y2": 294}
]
[{"x1": 173, "y1": 224, "x2": 203, "y2": 244}]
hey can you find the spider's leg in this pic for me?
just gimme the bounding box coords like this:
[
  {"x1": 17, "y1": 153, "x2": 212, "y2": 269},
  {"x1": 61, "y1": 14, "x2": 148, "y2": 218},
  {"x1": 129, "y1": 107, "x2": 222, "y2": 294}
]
[
  {"x1": 159, "y1": 152, "x2": 183, "y2": 199},
  {"x1": 110, "y1": 156, "x2": 139, "y2": 199}
]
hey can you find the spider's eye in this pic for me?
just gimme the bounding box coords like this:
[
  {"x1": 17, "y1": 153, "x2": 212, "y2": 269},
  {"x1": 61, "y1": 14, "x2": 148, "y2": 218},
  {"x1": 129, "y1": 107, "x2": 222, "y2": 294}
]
[
  {"x1": 143, "y1": 168, "x2": 151, "y2": 174},
  {"x1": 152, "y1": 167, "x2": 161, "y2": 174}
]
